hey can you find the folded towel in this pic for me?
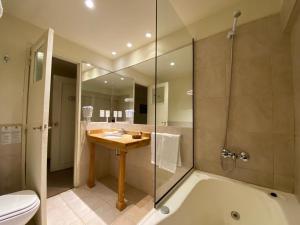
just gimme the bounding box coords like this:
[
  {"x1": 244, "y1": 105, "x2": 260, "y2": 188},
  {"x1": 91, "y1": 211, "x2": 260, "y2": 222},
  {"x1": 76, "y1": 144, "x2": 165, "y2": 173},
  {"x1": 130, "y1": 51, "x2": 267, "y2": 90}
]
[
  {"x1": 151, "y1": 132, "x2": 164, "y2": 165},
  {"x1": 159, "y1": 133, "x2": 181, "y2": 173},
  {"x1": 151, "y1": 132, "x2": 181, "y2": 173}
]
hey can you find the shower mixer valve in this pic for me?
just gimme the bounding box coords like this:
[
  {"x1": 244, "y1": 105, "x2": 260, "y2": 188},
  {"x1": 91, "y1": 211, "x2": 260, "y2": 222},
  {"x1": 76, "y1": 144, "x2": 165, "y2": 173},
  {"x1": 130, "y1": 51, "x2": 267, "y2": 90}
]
[{"x1": 221, "y1": 149, "x2": 250, "y2": 162}]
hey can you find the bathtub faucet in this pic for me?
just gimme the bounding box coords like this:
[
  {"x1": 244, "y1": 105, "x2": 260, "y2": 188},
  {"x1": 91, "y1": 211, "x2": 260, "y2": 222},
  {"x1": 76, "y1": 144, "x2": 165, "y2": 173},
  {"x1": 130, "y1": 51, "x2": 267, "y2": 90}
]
[
  {"x1": 221, "y1": 149, "x2": 250, "y2": 162},
  {"x1": 221, "y1": 149, "x2": 236, "y2": 159}
]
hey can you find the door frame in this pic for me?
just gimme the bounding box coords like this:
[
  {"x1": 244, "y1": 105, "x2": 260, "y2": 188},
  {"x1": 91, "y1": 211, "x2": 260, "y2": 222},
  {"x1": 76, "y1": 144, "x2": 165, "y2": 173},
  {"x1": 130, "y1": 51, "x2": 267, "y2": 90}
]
[
  {"x1": 50, "y1": 75, "x2": 77, "y2": 172},
  {"x1": 21, "y1": 54, "x2": 82, "y2": 190}
]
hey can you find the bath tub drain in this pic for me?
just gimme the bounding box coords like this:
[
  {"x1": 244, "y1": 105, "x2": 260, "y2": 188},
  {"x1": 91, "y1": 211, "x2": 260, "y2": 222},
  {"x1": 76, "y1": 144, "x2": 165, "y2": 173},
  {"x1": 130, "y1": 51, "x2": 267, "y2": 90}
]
[
  {"x1": 160, "y1": 206, "x2": 170, "y2": 214},
  {"x1": 231, "y1": 211, "x2": 240, "y2": 220},
  {"x1": 269, "y1": 192, "x2": 278, "y2": 198}
]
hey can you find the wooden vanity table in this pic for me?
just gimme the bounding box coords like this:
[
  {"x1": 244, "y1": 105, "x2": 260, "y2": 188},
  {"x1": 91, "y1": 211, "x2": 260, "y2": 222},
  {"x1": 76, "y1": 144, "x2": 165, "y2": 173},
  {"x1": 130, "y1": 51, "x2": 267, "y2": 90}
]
[{"x1": 86, "y1": 129, "x2": 151, "y2": 210}]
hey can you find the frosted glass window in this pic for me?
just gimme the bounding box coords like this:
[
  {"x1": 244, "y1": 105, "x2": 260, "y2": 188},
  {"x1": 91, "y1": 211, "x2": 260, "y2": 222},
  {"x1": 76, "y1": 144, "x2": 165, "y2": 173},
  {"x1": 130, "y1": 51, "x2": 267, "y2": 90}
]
[{"x1": 34, "y1": 48, "x2": 44, "y2": 82}]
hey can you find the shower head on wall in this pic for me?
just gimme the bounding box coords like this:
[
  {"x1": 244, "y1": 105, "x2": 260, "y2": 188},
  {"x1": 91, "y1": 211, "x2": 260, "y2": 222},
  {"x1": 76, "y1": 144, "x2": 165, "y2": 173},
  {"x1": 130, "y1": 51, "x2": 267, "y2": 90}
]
[
  {"x1": 233, "y1": 10, "x2": 242, "y2": 18},
  {"x1": 0, "y1": 0, "x2": 3, "y2": 18},
  {"x1": 227, "y1": 10, "x2": 242, "y2": 39}
]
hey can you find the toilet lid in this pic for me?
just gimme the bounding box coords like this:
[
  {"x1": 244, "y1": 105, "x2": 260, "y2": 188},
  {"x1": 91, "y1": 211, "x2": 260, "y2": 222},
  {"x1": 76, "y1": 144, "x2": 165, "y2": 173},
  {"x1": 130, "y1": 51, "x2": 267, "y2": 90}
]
[{"x1": 0, "y1": 190, "x2": 39, "y2": 219}]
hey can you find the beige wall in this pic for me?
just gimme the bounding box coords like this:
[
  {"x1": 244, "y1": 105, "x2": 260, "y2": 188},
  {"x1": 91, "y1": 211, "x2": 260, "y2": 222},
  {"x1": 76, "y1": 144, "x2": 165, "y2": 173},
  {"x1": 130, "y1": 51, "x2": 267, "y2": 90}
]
[
  {"x1": 195, "y1": 14, "x2": 295, "y2": 192},
  {"x1": 0, "y1": 14, "x2": 112, "y2": 125},
  {"x1": 0, "y1": 14, "x2": 112, "y2": 193},
  {"x1": 291, "y1": 10, "x2": 300, "y2": 200}
]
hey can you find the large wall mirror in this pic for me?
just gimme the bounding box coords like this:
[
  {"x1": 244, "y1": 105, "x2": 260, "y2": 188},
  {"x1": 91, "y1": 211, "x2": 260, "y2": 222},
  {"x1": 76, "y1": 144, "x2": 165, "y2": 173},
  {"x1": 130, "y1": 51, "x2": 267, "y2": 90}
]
[
  {"x1": 81, "y1": 46, "x2": 193, "y2": 127},
  {"x1": 81, "y1": 62, "x2": 153, "y2": 124}
]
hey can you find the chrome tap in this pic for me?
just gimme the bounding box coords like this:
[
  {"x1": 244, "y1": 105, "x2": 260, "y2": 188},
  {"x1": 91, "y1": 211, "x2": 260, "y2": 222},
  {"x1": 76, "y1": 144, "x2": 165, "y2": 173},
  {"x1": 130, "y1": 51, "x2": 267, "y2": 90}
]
[
  {"x1": 221, "y1": 149, "x2": 249, "y2": 162},
  {"x1": 237, "y1": 152, "x2": 250, "y2": 162},
  {"x1": 221, "y1": 149, "x2": 236, "y2": 159}
]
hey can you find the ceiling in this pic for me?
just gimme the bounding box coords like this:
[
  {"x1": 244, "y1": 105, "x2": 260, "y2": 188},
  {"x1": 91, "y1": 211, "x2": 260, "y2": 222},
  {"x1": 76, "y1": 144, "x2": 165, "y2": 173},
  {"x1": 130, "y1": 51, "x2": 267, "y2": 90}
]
[
  {"x1": 4, "y1": 0, "x2": 156, "y2": 59},
  {"x1": 170, "y1": 0, "x2": 242, "y2": 25},
  {"x1": 4, "y1": 0, "x2": 278, "y2": 61}
]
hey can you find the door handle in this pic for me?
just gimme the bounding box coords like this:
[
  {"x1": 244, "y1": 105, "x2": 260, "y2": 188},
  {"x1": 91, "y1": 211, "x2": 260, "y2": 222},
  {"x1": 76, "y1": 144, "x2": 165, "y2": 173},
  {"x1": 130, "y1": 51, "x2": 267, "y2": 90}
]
[
  {"x1": 33, "y1": 124, "x2": 50, "y2": 130},
  {"x1": 33, "y1": 125, "x2": 43, "y2": 130}
]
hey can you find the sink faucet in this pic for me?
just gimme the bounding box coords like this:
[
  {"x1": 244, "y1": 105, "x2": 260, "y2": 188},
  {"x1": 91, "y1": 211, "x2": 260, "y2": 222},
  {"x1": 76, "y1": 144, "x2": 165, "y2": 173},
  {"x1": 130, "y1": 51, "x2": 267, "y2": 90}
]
[{"x1": 119, "y1": 128, "x2": 126, "y2": 134}]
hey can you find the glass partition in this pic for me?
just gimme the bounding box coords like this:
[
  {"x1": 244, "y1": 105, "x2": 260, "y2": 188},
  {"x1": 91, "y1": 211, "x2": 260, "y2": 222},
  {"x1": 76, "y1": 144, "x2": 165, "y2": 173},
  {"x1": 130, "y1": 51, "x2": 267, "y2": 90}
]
[{"x1": 155, "y1": 0, "x2": 194, "y2": 204}]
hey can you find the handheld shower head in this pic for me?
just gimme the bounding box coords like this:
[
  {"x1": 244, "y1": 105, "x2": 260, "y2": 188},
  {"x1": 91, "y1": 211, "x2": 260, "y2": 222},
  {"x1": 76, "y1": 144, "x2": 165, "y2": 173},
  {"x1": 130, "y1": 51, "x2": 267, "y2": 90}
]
[
  {"x1": 233, "y1": 10, "x2": 242, "y2": 18},
  {"x1": 227, "y1": 10, "x2": 242, "y2": 39},
  {"x1": 0, "y1": 0, "x2": 3, "y2": 18}
]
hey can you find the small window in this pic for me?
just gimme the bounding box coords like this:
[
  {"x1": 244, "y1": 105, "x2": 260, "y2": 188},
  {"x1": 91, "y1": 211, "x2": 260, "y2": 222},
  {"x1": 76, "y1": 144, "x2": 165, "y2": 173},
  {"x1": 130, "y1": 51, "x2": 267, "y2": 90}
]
[{"x1": 34, "y1": 47, "x2": 45, "y2": 82}]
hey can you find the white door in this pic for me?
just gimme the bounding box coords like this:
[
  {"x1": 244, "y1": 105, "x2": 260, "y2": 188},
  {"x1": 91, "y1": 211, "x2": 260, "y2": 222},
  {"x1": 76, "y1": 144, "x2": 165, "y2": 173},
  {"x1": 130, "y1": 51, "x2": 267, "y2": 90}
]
[
  {"x1": 148, "y1": 82, "x2": 169, "y2": 126},
  {"x1": 26, "y1": 28, "x2": 54, "y2": 225},
  {"x1": 50, "y1": 76, "x2": 76, "y2": 172}
]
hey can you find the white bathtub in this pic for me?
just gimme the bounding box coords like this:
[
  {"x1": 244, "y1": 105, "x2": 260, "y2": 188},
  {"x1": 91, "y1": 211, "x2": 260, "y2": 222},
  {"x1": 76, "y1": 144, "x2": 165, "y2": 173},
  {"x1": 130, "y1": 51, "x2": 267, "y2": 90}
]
[{"x1": 140, "y1": 171, "x2": 300, "y2": 225}]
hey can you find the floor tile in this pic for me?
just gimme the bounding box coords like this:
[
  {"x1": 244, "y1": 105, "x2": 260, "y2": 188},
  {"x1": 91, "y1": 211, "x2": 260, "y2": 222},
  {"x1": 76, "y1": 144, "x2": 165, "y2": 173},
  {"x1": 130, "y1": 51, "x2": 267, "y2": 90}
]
[{"x1": 47, "y1": 176, "x2": 153, "y2": 225}]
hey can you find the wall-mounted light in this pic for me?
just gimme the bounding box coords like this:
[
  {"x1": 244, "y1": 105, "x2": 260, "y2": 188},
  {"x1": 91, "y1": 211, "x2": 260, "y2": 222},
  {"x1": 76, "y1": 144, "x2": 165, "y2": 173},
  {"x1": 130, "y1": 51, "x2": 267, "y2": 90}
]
[
  {"x1": 85, "y1": 0, "x2": 94, "y2": 9},
  {"x1": 145, "y1": 32, "x2": 152, "y2": 38},
  {"x1": 170, "y1": 62, "x2": 175, "y2": 66},
  {"x1": 104, "y1": 80, "x2": 108, "y2": 84}
]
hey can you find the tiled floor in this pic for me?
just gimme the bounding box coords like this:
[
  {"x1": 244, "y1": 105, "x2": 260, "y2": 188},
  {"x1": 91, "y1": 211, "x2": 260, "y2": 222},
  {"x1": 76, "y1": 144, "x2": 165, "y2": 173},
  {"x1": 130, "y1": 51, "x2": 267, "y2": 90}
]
[
  {"x1": 47, "y1": 168, "x2": 73, "y2": 198},
  {"x1": 47, "y1": 176, "x2": 153, "y2": 225}
]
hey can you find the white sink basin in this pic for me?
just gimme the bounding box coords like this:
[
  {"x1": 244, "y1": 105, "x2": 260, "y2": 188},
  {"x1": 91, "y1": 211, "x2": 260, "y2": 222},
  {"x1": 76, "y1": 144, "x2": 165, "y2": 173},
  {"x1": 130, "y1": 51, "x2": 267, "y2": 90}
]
[{"x1": 103, "y1": 132, "x2": 122, "y2": 139}]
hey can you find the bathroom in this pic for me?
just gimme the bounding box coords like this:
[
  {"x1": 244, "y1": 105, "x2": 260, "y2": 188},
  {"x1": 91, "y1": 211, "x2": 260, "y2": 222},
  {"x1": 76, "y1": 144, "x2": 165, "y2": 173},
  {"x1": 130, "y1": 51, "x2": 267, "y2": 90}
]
[{"x1": 0, "y1": 0, "x2": 300, "y2": 224}]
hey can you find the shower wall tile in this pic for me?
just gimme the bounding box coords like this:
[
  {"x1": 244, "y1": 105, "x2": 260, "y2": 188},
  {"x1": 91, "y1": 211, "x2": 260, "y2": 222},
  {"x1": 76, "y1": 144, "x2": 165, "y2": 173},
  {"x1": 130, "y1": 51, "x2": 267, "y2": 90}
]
[
  {"x1": 195, "y1": 14, "x2": 295, "y2": 192},
  {"x1": 231, "y1": 57, "x2": 273, "y2": 97},
  {"x1": 273, "y1": 133, "x2": 294, "y2": 177},
  {"x1": 227, "y1": 131, "x2": 274, "y2": 173},
  {"x1": 229, "y1": 96, "x2": 273, "y2": 133},
  {"x1": 195, "y1": 97, "x2": 227, "y2": 131},
  {"x1": 272, "y1": 96, "x2": 294, "y2": 134}
]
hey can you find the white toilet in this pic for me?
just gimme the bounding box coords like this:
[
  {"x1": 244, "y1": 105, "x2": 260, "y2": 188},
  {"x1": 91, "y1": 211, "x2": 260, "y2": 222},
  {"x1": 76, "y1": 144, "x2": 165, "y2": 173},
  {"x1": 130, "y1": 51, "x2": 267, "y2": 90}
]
[{"x1": 0, "y1": 190, "x2": 40, "y2": 225}]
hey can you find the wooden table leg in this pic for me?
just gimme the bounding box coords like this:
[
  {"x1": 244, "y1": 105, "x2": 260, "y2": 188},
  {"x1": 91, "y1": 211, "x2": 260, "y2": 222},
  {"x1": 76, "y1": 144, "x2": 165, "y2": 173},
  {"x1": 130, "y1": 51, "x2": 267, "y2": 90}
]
[
  {"x1": 116, "y1": 150, "x2": 127, "y2": 210},
  {"x1": 87, "y1": 142, "x2": 96, "y2": 188}
]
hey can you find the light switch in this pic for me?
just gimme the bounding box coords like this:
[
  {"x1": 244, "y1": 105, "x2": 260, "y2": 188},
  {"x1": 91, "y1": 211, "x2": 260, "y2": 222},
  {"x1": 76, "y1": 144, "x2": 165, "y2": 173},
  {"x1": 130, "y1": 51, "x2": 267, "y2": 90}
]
[
  {"x1": 118, "y1": 111, "x2": 122, "y2": 118},
  {"x1": 100, "y1": 110, "x2": 105, "y2": 117}
]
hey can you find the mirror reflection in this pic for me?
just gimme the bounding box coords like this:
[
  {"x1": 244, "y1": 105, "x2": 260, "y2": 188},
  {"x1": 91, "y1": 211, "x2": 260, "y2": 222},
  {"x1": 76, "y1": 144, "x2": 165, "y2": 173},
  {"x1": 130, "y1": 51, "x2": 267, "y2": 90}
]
[
  {"x1": 81, "y1": 44, "x2": 193, "y2": 128},
  {"x1": 81, "y1": 64, "x2": 135, "y2": 123}
]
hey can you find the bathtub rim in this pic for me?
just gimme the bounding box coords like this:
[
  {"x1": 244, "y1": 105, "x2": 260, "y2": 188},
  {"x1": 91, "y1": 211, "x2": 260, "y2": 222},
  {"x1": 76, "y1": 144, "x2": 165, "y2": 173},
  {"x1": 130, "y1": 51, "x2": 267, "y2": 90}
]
[{"x1": 139, "y1": 170, "x2": 300, "y2": 225}]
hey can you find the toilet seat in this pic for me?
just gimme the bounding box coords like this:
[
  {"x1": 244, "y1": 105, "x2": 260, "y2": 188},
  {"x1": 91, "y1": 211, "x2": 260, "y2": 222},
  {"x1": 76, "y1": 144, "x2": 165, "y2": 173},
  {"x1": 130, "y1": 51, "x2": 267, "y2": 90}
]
[{"x1": 0, "y1": 190, "x2": 40, "y2": 223}]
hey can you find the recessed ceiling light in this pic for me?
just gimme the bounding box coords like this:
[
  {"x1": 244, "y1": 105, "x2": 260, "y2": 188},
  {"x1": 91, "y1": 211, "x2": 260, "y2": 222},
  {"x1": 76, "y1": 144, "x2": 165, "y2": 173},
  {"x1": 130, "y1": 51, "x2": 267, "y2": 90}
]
[
  {"x1": 86, "y1": 63, "x2": 91, "y2": 67},
  {"x1": 120, "y1": 77, "x2": 125, "y2": 80},
  {"x1": 112, "y1": 51, "x2": 117, "y2": 56},
  {"x1": 145, "y1": 32, "x2": 152, "y2": 38},
  {"x1": 126, "y1": 42, "x2": 133, "y2": 48},
  {"x1": 104, "y1": 80, "x2": 108, "y2": 84},
  {"x1": 85, "y1": 0, "x2": 94, "y2": 9},
  {"x1": 170, "y1": 62, "x2": 175, "y2": 66}
]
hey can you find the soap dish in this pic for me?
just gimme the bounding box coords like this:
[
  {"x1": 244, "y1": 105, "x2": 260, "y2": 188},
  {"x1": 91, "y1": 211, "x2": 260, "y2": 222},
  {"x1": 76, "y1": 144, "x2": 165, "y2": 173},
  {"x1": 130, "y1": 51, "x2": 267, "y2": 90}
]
[{"x1": 132, "y1": 133, "x2": 142, "y2": 139}]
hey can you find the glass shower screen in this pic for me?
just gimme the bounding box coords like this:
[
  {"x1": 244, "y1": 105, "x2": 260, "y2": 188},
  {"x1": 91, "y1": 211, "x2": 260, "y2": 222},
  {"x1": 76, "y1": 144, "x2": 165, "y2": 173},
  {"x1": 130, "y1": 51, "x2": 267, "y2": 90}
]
[{"x1": 155, "y1": 0, "x2": 194, "y2": 206}]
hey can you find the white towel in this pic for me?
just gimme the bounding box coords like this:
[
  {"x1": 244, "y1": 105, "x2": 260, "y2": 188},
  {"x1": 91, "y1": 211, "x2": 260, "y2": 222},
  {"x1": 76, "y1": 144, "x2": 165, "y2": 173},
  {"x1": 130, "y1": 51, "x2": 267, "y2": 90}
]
[
  {"x1": 160, "y1": 133, "x2": 181, "y2": 173},
  {"x1": 151, "y1": 132, "x2": 181, "y2": 173},
  {"x1": 151, "y1": 132, "x2": 164, "y2": 165}
]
